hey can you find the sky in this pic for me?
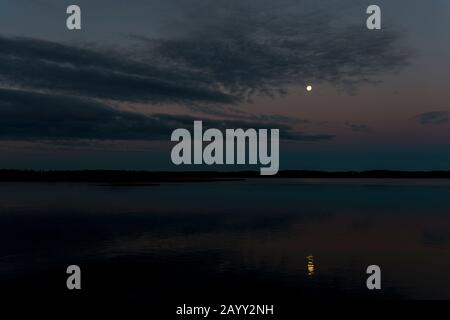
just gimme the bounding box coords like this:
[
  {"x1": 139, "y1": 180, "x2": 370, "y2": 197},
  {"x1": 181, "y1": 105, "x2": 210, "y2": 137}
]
[{"x1": 0, "y1": 0, "x2": 449, "y2": 171}]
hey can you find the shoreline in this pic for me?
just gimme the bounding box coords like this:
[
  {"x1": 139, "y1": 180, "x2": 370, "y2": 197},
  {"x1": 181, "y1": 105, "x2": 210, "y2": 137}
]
[{"x1": 3, "y1": 169, "x2": 450, "y2": 182}]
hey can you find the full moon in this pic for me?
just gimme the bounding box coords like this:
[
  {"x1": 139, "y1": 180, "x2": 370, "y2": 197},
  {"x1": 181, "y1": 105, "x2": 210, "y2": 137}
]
[{"x1": 306, "y1": 85, "x2": 313, "y2": 92}]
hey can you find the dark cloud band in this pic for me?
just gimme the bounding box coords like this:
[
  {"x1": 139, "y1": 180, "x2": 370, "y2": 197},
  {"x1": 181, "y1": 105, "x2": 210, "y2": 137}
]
[
  {"x1": 0, "y1": 88, "x2": 334, "y2": 142},
  {"x1": 0, "y1": 36, "x2": 236, "y2": 105}
]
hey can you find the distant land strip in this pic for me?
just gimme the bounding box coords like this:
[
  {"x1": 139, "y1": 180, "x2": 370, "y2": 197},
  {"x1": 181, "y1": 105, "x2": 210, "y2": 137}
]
[{"x1": 2, "y1": 170, "x2": 450, "y2": 182}]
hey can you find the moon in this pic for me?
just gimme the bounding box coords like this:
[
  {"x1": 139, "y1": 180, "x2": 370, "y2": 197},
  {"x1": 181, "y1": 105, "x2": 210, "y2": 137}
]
[{"x1": 306, "y1": 85, "x2": 313, "y2": 92}]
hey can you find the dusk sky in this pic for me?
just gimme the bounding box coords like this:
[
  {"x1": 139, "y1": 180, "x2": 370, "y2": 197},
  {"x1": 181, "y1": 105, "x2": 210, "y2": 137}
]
[{"x1": 0, "y1": 0, "x2": 449, "y2": 170}]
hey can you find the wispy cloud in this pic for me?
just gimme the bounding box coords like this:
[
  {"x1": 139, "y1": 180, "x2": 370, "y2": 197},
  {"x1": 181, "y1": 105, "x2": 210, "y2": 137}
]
[
  {"x1": 415, "y1": 111, "x2": 449, "y2": 125},
  {"x1": 140, "y1": 0, "x2": 410, "y2": 98},
  {"x1": 345, "y1": 122, "x2": 370, "y2": 133}
]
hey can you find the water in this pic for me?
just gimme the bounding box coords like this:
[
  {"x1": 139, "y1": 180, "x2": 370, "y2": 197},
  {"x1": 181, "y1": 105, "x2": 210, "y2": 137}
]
[{"x1": 1, "y1": 179, "x2": 450, "y2": 307}]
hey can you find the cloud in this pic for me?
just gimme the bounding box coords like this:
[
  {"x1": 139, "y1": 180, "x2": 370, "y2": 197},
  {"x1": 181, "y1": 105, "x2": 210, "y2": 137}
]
[
  {"x1": 0, "y1": 1, "x2": 409, "y2": 146},
  {"x1": 415, "y1": 111, "x2": 449, "y2": 125},
  {"x1": 140, "y1": 0, "x2": 411, "y2": 98},
  {"x1": 0, "y1": 36, "x2": 235, "y2": 105},
  {"x1": 0, "y1": 88, "x2": 334, "y2": 142},
  {"x1": 345, "y1": 122, "x2": 370, "y2": 133},
  {"x1": 0, "y1": 88, "x2": 169, "y2": 140},
  {"x1": 154, "y1": 113, "x2": 335, "y2": 142},
  {"x1": 0, "y1": 0, "x2": 411, "y2": 106}
]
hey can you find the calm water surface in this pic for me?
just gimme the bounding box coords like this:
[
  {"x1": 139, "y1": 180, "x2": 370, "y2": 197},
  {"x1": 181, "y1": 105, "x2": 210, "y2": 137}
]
[{"x1": 1, "y1": 179, "x2": 450, "y2": 305}]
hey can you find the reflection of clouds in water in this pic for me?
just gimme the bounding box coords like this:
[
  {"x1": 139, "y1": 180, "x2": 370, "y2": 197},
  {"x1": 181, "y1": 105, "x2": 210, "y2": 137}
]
[{"x1": 2, "y1": 181, "x2": 450, "y2": 298}]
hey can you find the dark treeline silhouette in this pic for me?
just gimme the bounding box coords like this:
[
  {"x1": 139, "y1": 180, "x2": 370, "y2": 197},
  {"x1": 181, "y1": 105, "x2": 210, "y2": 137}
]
[{"x1": 2, "y1": 169, "x2": 450, "y2": 182}]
